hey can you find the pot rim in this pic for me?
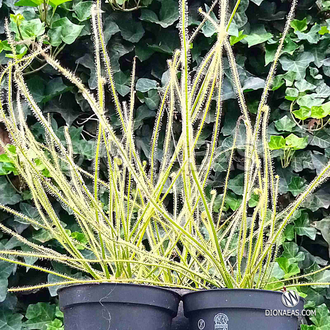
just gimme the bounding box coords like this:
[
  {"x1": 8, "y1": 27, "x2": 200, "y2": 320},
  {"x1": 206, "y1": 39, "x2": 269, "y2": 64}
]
[
  {"x1": 182, "y1": 287, "x2": 305, "y2": 315},
  {"x1": 58, "y1": 282, "x2": 181, "y2": 316}
]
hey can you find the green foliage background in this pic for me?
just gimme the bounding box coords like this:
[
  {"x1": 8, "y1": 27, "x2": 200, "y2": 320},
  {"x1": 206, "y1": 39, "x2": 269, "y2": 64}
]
[{"x1": 1, "y1": 0, "x2": 330, "y2": 328}]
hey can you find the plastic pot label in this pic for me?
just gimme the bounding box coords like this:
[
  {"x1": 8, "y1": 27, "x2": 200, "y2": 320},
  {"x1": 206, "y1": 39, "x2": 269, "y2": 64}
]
[{"x1": 214, "y1": 313, "x2": 229, "y2": 330}]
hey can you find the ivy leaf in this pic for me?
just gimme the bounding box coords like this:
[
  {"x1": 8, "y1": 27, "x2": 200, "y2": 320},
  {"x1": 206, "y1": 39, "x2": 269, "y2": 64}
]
[
  {"x1": 0, "y1": 307, "x2": 23, "y2": 330},
  {"x1": 285, "y1": 87, "x2": 299, "y2": 101},
  {"x1": 51, "y1": 17, "x2": 84, "y2": 45},
  {"x1": 268, "y1": 135, "x2": 286, "y2": 150},
  {"x1": 311, "y1": 105, "x2": 330, "y2": 119},
  {"x1": 282, "y1": 242, "x2": 305, "y2": 263},
  {"x1": 42, "y1": 77, "x2": 71, "y2": 104},
  {"x1": 117, "y1": 13, "x2": 145, "y2": 43},
  {"x1": 285, "y1": 134, "x2": 308, "y2": 150},
  {"x1": 19, "y1": 18, "x2": 44, "y2": 38},
  {"x1": 148, "y1": 30, "x2": 180, "y2": 55},
  {"x1": 225, "y1": 191, "x2": 242, "y2": 211},
  {"x1": 227, "y1": 173, "x2": 244, "y2": 195},
  {"x1": 48, "y1": 0, "x2": 71, "y2": 8},
  {"x1": 288, "y1": 176, "x2": 307, "y2": 197},
  {"x1": 250, "y1": 0, "x2": 264, "y2": 5},
  {"x1": 290, "y1": 18, "x2": 308, "y2": 32},
  {"x1": 46, "y1": 319, "x2": 63, "y2": 330},
  {"x1": 140, "y1": 0, "x2": 179, "y2": 28},
  {"x1": 0, "y1": 261, "x2": 15, "y2": 280},
  {"x1": 293, "y1": 107, "x2": 311, "y2": 120},
  {"x1": 0, "y1": 177, "x2": 21, "y2": 205},
  {"x1": 276, "y1": 257, "x2": 300, "y2": 279},
  {"x1": 200, "y1": 4, "x2": 218, "y2": 37},
  {"x1": 14, "y1": 0, "x2": 42, "y2": 7},
  {"x1": 114, "y1": 71, "x2": 130, "y2": 97},
  {"x1": 309, "y1": 130, "x2": 330, "y2": 149},
  {"x1": 24, "y1": 303, "x2": 56, "y2": 329},
  {"x1": 295, "y1": 79, "x2": 316, "y2": 92},
  {"x1": 0, "y1": 279, "x2": 8, "y2": 302},
  {"x1": 229, "y1": 30, "x2": 247, "y2": 45},
  {"x1": 279, "y1": 52, "x2": 314, "y2": 80},
  {"x1": 244, "y1": 25, "x2": 272, "y2": 47},
  {"x1": 103, "y1": 17, "x2": 120, "y2": 44},
  {"x1": 275, "y1": 115, "x2": 296, "y2": 132},
  {"x1": 136, "y1": 78, "x2": 158, "y2": 93},
  {"x1": 311, "y1": 152, "x2": 328, "y2": 175},
  {"x1": 295, "y1": 24, "x2": 321, "y2": 44},
  {"x1": 265, "y1": 38, "x2": 298, "y2": 66},
  {"x1": 301, "y1": 304, "x2": 330, "y2": 329},
  {"x1": 72, "y1": 1, "x2": 92, "y2": 22},
  {"x1": 314, "y1": 218, "x2": 330, "y2": 249},
  {"x1": 145, "y1": 90, "x2": 160, "y2": 110},
  {"x1": 294, "y1": 212, "x2": 317, "y2": 240},
  {"x1": 14, "y1": 202, "x2": 41, "y2": 229},
  {"x1": 318, "y1": 26, "x2": 329, "y2": 35}
]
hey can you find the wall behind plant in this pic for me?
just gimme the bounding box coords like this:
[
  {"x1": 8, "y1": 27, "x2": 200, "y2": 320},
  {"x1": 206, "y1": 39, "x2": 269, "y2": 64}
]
[{"x1": 0, "y1": 0, "x2": 330, "y2": 328}]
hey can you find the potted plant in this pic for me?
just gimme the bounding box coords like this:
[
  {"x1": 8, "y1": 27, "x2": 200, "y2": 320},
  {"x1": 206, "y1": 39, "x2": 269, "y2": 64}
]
[
  {"x1": 169, "y1": 0, "x2": 330, "y2": 329},
  {"x1": 0, "y1": 0, "x2": 195, "y2": 328},
  {"x1": 0, "y1": 0, "x2": 329, "y2": 329}
]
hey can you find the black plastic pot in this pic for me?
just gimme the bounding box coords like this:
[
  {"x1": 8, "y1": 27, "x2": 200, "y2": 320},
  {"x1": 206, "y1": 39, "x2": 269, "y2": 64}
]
[
  {"x1": 183, "y1": 289, "x2": 304, "y2": 330},
  {"x1": 170, "y1": 289, "x2": 190, "y2": 330},
  {"x1": 58, "y1": 283, "x2": 180, "y2": 330}
]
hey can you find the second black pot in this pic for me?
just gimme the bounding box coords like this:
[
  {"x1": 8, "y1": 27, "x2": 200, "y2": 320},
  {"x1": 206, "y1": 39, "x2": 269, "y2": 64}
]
[
  {"x1": 58, "y1": 283, "x2": 180, "y2": 330},
  {"x1": 183, "y1": 289, "x2": 304, "y2": 330}
]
